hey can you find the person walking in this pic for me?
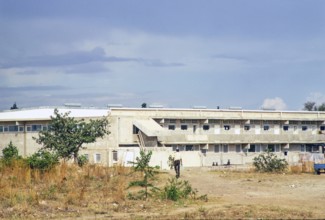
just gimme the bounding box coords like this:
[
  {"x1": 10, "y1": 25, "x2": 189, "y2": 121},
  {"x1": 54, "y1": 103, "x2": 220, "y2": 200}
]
[{"x1": 173, "y1": 148, "x2": 182, "y2": 178}]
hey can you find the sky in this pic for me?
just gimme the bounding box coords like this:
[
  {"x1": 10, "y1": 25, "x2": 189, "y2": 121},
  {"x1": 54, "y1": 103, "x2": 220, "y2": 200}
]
[{"x1": 1, "y1": 0, "x2": 325, "y2": 111}]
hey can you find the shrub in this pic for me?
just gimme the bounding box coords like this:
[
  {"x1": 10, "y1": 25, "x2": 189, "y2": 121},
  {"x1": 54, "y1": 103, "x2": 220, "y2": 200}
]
[
  {"x1": 160, "y1": 177, "x2": 207, "y2": 201},
  {"x1": 77, "y1": 155, "x2": 88, "y2": 167},
  {"x1": 27, "y1": 150, "x2": 59, "y2": 171},
  {"x1": 253, "y1": 150, "x2": 288, "y2": 173},
  {"x1": 1, "y1": 141, "x2": 21, "y2": 166}
]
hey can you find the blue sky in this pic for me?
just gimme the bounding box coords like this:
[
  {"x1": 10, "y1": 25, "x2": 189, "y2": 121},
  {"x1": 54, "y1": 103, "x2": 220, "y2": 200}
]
[{"x1": 1, "y1": 0, "x2": 325, "y2": 110}]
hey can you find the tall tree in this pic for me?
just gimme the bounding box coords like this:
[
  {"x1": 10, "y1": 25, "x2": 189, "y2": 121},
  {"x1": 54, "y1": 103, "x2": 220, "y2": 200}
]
[
  {"x1": 10, "y1": 102, "x2": 18, "y2": 110},
  {"x1": 303, "y1": 101, "x2": 317, "y2": 111},
  {"x1": 303, "y1": 101, "x2": 325, "y2": 111},
  {"x1": 34, "y1": 109, "x2": 109, "y2": 163}
]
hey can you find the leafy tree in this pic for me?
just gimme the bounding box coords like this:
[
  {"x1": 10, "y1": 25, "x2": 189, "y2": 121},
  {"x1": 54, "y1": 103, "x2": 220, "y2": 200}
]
[
  {"x1": 34, "y1": 109, "x2": 109, "y2": 163},
  {"x1": 141, "y1": 103, "x2": 147, "y2": 108},
  {"x1": 318, "y1": 103, "x2": 325, "y2": 111},
  {"x1": 1, "y1": 141, "x2": 21, "y2": 165},
  {"x1": 253, "y1": 150, "x2": 288, "y2": 173},
  {"x1": 303, "y1": 101, "x2": 316, "y2": 111},
  {"x1": 303, "y1": 101, "x2": 325, "y2": 111},
  {"x1": 10, "y1": 102, "x2": 18, "y2": 110},
  {"x1": 128, "y1": 150, "x2": 159, "y2": 200}
]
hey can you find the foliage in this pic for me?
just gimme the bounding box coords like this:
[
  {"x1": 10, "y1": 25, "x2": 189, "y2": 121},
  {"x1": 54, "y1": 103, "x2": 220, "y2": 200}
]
[
  {"x1": 303, "y1": 101, "x2": 325, "y2": 111},
  {"x1": 1, "y1": 141, "x2": 21, "y2": 165},
  {"x1": 10, "y1": 102, "x2": 18, "y2": 110},
  {"x1": 34, "y1": 108, "x2": 109, "y2": 163},
  {"x1": 27, "y1": 150, "x2": 59, "y2": 171},
  {"x1": 141, "y1": 103, "x2": 147, "y2": 108},
  {"x1": 160, "y1": 177, "x2": 197, "y2": 201},
  {"x1": 253, "y1": 150, "x2": 288, "y2": 173},
  {"x1": 77, "y1": 154, "x2": 89, "y2": 167},
  {"x1": 168, "y1": 155, "x2": 174, "y2": 169},
  {"x1": 128, "y1": 150, "x2": 159, "y2": 200}
]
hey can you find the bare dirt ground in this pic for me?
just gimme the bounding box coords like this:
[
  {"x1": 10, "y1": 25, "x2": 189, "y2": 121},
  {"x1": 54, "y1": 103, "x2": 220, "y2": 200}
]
[{"x1": 162, "y1": 166, "x2": 325, "y2": 219}]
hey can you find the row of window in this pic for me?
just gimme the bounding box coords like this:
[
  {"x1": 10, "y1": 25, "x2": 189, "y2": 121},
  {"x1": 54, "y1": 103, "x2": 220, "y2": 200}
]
[
  {"x1": 166, "y1": 124, "x2": 325, "y2": 131},
  {"x1": 163, "y1": 119, "x2": 322, "y2": 125},
  {"x1": 171, "y1": 144, "x2": 322, "y2": 153},
  {"x1": 0, "y1": 124, "x2": 50, "y2": 133}
]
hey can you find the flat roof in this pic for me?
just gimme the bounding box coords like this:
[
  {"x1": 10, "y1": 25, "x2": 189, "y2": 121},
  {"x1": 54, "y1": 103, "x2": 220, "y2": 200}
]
[{"x1": 0, "y1": 107, "x2": 109, "y2": 121}]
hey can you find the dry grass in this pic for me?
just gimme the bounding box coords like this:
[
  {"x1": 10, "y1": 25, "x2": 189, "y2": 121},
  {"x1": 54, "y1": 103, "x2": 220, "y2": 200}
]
[{"x1": 0, "y1": 161, "x2": 323, "y2": 219}]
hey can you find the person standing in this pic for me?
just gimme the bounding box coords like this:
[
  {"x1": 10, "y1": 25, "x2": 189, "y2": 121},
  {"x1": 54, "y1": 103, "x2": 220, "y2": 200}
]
[{"x1": 173, "y1": 148, "x2": 182, "y2": 178}]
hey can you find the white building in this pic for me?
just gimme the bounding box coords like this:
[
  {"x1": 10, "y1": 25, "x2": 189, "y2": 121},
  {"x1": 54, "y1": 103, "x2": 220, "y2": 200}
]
[{"x1": 1, "y1": 106, "x2": 325, "y2": 169}]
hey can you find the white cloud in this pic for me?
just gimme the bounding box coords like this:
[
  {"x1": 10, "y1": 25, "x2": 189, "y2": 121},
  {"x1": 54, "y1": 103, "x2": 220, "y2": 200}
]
[{"x1": 261, "y1": 97, "x2": 287, "y2": 110}]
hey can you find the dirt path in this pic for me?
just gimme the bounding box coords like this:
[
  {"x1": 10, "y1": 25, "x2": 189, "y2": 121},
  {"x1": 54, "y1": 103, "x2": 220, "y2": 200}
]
[{"x1": 164, "y1": 167, "x2": 325, "y2": 218}]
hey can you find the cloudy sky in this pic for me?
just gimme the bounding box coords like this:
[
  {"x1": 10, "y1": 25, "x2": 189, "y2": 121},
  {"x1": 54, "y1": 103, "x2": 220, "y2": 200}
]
[{"x1": 1, "y1": 0, "x2": 325, "y2": 111}]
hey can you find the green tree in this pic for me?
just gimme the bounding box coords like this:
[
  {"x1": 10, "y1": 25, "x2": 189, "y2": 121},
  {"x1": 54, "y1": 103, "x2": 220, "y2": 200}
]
[
  {"x1": 318, "y1": 103, "x2": 325, "y2": 111},
  {"x1": 303, "y1": 101, "x2": 325, "y2": 111},
  {"x1": 141, "y1": 103, "x2": 147, "y2": 108},
  {"x1": 128, "y1": 150, "x2": 159, "y2": 200},
  {"x1": 303, "y1": 101, "x2": 316, "y2": 111},
  {"x1": 34, "y1": 109, "x2": 109, "y2": 163}
]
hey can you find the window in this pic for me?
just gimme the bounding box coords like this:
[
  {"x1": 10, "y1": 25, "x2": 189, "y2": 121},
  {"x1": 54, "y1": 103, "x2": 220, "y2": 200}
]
[
  {"x1": 223, "y1": 145, "x2": 228, "y2": 153},
  {"x1": 32, "y1": 125, "x2": 42, "y2": 132},
  {"x1": 26, "y1": 126, "x2": 31, "y2": 132},
  {"x1": 168, "y1": 125, "x2": 175, "y2": 130},
  {"x1": 203, "y1": 125, "x2": 210, "y2": 130},
  {"x1": 4, "y1": 126, "x2": 8, "y2": 132},
  {"x1": 236, "y1": 145, "x2": 241, "y2": 152},
  {"x1": 42, "y1": 126, "x2": 48, "y2": 131},
  {"x1": 283, "y1": 125, "x2": 289, "y2": 131},
  {"x1": 94, "y1": 153, "x2": 101, "y2": 163},
  {"x1": 267, "y1": 144, "x2": 275, "y2": 152},
  {"x1": 244, "y1": 125, "x2": 250, "y2": 131},
  {"x1": 165, "y1": 119, "x2": 176, "y2": 124},
  {"x1": 8, "y1": 125, "x2": 18, "y2": 132},
  {"x1": 300, "y1": 145, "x2": 305, "y2": 152},
  {"x1": 249, "y1": 144, "x2": 255, "y2": 152},
  {"x1": 0, "y1": 126, "x2": 3, "y2": 132},
  {"x1": 224, "y1": 125, "x2": 230, "y2": 130},
  {"x1": 214, "y1": 145, "x2": 220, "y2": 153},
  {"x1": 181, "y1": 125, "x2": 188, "y2": 130},
  {"x1": 112, "y1": 150, "x2": 118, "y2": 162},
  {"x1": 302, "y1": 126, "x2": 308, "y2": 131},
  {"x1": 19, "y1": 126, "x2": 24, "y2": 132},
  {"x1": 263, "y1": 125, "x2": 270, "y2": 131},
  {"x1": 185, "y1": 145, "x2": 193, "y2": 151},
  {"x1": 320, "y1": 126, "x2": 325, "y2": 131}
]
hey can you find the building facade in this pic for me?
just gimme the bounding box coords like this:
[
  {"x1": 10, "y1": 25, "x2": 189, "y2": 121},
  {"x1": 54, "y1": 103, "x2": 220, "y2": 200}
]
[{"x1": 1, "y1": 106, "x2": 325, "y2": 169}]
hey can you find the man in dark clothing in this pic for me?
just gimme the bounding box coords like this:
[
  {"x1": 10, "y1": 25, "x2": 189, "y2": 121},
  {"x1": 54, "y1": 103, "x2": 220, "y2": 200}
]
[{"x1": 173, "y1": 148, "x2": 182, "y2": 178}]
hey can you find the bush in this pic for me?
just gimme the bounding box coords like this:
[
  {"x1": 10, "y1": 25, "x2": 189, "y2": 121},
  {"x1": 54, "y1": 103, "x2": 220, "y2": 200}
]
[
  {"x1": 1, "y1": 141, "x2": 21, "y2": 166},
  {"x1": 77, "y1": 155, "x2": 89, "y2": 167},
  {"x1": 253, "y1": 150, "x2": 288, "y2": 173},
  {"x1": 160, "y1": 177, "x2": 206, "y2": 201},
  {"x1": 27, "y1": 150, "x2": 59, "y2": 171}
]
